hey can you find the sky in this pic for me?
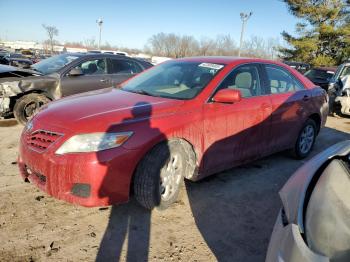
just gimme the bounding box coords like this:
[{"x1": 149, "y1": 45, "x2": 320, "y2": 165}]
[{"x1": 0, "y1": 0, "x2": 299, "y2": 49}]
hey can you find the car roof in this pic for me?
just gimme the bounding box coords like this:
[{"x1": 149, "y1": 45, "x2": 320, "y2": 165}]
[
  {"x1": 174, "y1": 56, "x2": 288, "y2": 66},
  {"x1": 66, "y1": 52, "x2": 132, "y2": 59}
]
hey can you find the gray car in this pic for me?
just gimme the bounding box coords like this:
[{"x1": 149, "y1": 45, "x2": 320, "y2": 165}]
[
  {"x1": 0, "y1": 53, "x2": 152, "y2": 124},
  {"x1": 266, "y1": 140, "x2": 350, "y2": 262}
]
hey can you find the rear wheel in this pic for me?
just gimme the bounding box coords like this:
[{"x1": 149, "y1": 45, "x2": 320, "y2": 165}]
[
  {"x1": 133, "y1": 140, "x2": 188, "y2": 210},
  {"x1": 292, "y1": 119, "x2": 317, "y2": 159},
  {"x1": 13, "y1": 93, "x2": 50, "y2": 125}
]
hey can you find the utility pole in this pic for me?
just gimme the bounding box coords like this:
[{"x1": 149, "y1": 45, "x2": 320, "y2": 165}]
[
  {"x1": 238, "y1": 12, "x2": 252, "y2": 57},
  {"x1": 96, "y1": 18, "x2": 103, "y2": 50}
]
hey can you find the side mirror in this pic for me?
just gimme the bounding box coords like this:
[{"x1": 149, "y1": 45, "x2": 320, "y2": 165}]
[
  {"x1": 68, "y1": 68, "x2": 83, "y2": 76},
  {"x1": 212, "y1": 89, "x2": 242, "y2": 104}
]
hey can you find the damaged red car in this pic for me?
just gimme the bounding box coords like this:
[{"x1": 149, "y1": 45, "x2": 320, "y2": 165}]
[{"x1": 18, "y1": 57, "x2": 328, "y2": 210}]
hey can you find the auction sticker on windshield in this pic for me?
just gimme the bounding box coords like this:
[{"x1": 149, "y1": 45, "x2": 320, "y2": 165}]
[{"x1": 198, "y1": 63, "x2": 224, "y2": 70}]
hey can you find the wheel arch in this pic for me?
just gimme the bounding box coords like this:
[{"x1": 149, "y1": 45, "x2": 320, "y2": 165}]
[
  {"x1": 129, "y1": 136, "x2": 199, "y2": 197},
  {"x1": 9, "y1": 90, "x2": 52, "y2": 112},
  {"x1": 308, "y1": 113, "x2": 321, "y2": 134}
]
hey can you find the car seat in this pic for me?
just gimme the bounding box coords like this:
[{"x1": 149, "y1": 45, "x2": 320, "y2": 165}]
[
  {"x1": 234, "y1": 72, "x2": 252, "y2": 97},
  {"x1": 87, "y1": 63, "x2": 97, "y2": 74}
]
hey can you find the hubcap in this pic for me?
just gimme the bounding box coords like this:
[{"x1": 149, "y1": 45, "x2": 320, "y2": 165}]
[
  {"x1": 299, "y1": 124, "x2": 315, "y2": 154},
  {"x1": 159, "y1": 154, "x2": 182, "y2": 201}
]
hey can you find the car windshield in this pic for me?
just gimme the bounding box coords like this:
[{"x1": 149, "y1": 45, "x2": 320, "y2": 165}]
[
  {"x1": 304, "y1": 69, "x2": 334, "y2": 80},
  {"x1": 121, "y1": 61, "x2": 225, "y2": 100},
  {"x1": 32, "y1": 53, "x2": 81, "y2": 75}
]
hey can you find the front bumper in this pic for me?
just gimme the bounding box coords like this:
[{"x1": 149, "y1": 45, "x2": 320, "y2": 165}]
[{"x1": 18, "y1": 129, "x2": 142, "y2": 207}]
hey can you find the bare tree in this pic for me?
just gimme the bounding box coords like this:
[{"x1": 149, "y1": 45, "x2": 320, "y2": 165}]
[
  {"x1": 83, "y1": 37, "x2": 97, "y2": 49},
  {"x1": 198, "y1": 37, "x2": 216, "y2": 56},
  {"x1": 146, "y1": 32, "x2": 280, "y2": 59},
  {"x1": 42, "y1": 24, "x2": 59, "y2": 54}
]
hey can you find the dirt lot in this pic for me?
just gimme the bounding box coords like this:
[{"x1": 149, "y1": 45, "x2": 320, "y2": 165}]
[{"x1": 0, "y1": 117, "x2": 349, "y2": 262}]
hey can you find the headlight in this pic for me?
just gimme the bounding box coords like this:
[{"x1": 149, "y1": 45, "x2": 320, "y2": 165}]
[{"x1": 55, "y1": 132, "x2": 133, "y2": 154}]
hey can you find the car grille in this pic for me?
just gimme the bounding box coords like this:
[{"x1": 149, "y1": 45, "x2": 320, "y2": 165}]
[{"x1": 26, "y1": 130, "x2": 63, "y2": 152}]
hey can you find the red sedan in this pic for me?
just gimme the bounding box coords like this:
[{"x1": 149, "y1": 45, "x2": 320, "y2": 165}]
[{"x1": 18, "y1": 57, "x2": 328, "y2": 209}]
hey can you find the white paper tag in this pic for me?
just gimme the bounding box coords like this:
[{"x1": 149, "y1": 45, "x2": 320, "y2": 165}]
[{"x1": 199, "y1": 63, "x2": 224, "y2": 70}]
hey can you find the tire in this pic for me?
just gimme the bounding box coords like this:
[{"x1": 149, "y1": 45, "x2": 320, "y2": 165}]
[
  {"x1": 292, "y1": 119, "x2": 317, "y2": 159},
  {"x1": 13, "y1": 93, "x2": 50, "y2": 125},
  {"x1": 133, "y1": 140, "x2": 189, "y2": 210}
]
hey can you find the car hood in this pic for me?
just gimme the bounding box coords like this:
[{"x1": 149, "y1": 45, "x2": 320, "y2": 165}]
[
  {"x1": 279, "y1": 140, "x2": 350, "y2": 233},
  {"x1": 33, "y1": 88, "x2": 185, "y2": 132},
  {"x1": 0, "y1": 75, "x2": 59, "y2": 98}
]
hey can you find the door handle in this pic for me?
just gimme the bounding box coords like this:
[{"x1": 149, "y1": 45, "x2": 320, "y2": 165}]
[
  {"x1": 303, "y1": 95, "x2": 310, "y2": 101},
  {"x1": 100, "y1": 79, "x2": 109, "y2": 83}
]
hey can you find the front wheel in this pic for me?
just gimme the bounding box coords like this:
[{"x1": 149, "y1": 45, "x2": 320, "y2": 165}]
[
  {"x1": 13, "y1": 94, "x2": 50, "y2": 125},
  {"x1": 292, "y1": 119, "x2": 317, "y2": 159},
  {"x1": 133, "y1": 140, "x2": 187, "y2": 210}
]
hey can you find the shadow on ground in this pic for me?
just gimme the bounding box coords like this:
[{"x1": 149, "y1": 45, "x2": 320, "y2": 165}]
[
  {"x1": 94, "y1": 125, "x2": 349, "y2": 262},
  {"x1": 185, "y1": 126, "x2": 350, "y2": 262}
]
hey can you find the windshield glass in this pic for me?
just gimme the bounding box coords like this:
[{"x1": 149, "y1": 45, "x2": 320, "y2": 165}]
[
  {"x1": 304, "y1": 69, "x2": 334, "y2": 80},
  {"x1": 121, "y1": 61, "x2": 225, "y2": 100},
  {"x1": 32, "y1": 53, "x2": 81, "y2": 75}
]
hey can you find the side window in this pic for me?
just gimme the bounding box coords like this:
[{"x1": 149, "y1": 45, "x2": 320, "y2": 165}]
[
  {"x1": 74, "y1": 59, "x2": 107, "y2": 75},
  {"x1": 265, "y1": 65, "x2": 304, "y2": 94},
  {"x1": 110, "y1": 59, "x2": 142, "y2": 74},
  {"x1": 340, "y1": 66, "x2": 350, "y2": 79},
  {"x1": 216, "y1": 64, "x2": 262, "y2": 98}
]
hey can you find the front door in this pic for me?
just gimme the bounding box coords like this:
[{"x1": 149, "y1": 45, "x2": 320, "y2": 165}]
[
  {"x1": 202, "y1": 64, "x2": 272, "y2": 174},
  {"x1": 60, "y1": 58, "x2": 111, "y2": 97}
]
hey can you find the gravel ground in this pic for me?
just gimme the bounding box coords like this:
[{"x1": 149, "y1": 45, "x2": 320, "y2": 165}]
[{"x1": 0, "y1": 116, "x2": 349, "y2": 262}]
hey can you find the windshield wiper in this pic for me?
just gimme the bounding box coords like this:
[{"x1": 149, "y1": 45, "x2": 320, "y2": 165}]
[{"x1": 126, "y1": 89, "x2": 158, "y2": 97}]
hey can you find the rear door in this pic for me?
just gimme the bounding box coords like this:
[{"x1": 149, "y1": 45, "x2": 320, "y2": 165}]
[
  {"x1": 60, "y1": 58, "x2": 111, "y2": 97},
  {"x1": 203, "y1": 63, "x2": 272, "y2": 173},
  {"x1": 107, "y1": 58, "x2": 143, "y2": 86},
  {"x1": 262, "y1": 64, "x2": 309, "y2": 152}
]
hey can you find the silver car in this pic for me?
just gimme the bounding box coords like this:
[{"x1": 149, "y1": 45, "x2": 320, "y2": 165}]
[{"x1": 266, "y1": 140, "x2": 350, "y2": 262}]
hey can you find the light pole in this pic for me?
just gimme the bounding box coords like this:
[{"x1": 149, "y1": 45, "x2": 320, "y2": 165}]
[
  {"x1": 238, "y1": 12, "x2": 252, "y2": 57},
  {"x1": 96, "y1": 18, "x2": 103, "y2": 50}
]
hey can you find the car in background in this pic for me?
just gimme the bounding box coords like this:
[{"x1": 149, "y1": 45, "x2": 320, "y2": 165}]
[
  {"x1": 0, "y1": 64, "x2": 40, "y2": 79},
  {"x1": 0, "y1": 65, "x2": 42, "y2": 118},
  {"x1": 31, "y1": 54, "x2": 51, "y2": 64},
  {"x1": 328, "y1": 61, "x2": 350, "y2": 116},
  {"x1": 284, "y1": 61, "x2": 311, "y2": 74},
  {"x1": 329, "y1": 60, "x2": 350, "y2": 87},
  {"x1": 304, "y1": 66, "x2": 337, "y2": 90},
  {"x1": 266, "y1": 140, "x2": 350, "y2": 262},
  {"x1": 0, "y1": 53, "x2": 33, "y2": 69},
  {"x1": 18, "y1": 57, "x2": 328, "y2": 210},
  {"x1": 0, "y1": 53, "x2": 152, "y2": 124}
]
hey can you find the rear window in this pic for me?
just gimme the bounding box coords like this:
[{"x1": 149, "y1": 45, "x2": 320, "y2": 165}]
[
  {"x1": 265, "y1": 65, "x2": 305, "y2": 94},
  {"x1": 109, "y1": 59, "x2": 142, "y2": 74}
]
